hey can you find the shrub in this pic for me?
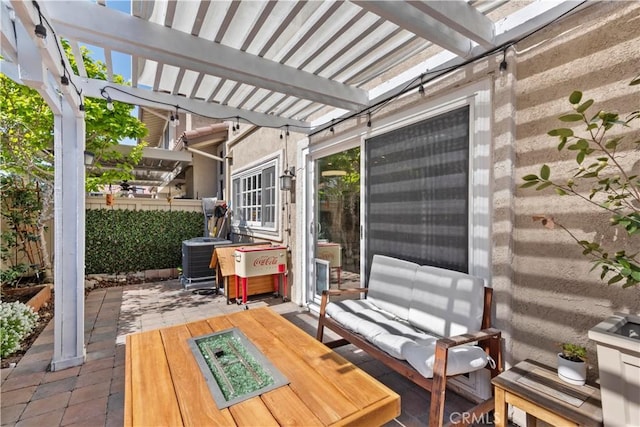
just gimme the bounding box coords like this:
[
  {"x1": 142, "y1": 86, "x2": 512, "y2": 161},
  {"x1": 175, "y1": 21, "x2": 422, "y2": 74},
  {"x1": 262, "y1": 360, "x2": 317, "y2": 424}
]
[
  {"x1": 0, "y1": 301, "x2": 38, "y2": 358},
  {"x1": 85, "y1": 209, "x2": 203, "y2": 274}
]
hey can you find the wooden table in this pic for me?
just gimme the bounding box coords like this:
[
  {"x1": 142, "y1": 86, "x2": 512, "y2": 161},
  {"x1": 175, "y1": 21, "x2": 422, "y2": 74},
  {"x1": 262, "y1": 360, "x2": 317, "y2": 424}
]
[
  {"x1": 492, "y1": 359, "x2": 603, "y2": 427},
  {"x1": 125, "y1": 307, "x2": 400, "y2": 426}
]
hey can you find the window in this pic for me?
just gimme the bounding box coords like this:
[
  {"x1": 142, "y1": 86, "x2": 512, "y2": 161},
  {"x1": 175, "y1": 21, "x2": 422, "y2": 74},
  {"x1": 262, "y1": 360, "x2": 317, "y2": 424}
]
[{"x1": 232, "y1": 161, "x2": 277, "y2": 230}]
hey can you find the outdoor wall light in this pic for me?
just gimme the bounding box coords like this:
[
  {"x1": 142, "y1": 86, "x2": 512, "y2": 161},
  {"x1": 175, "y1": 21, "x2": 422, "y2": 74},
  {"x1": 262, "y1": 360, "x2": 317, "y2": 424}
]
[
  {"x1": 279, "y1": 166, "x2": 295, "y2": 192},
  {"x1": 83, "y1": 150, "x2": 95, "y2": 167}
]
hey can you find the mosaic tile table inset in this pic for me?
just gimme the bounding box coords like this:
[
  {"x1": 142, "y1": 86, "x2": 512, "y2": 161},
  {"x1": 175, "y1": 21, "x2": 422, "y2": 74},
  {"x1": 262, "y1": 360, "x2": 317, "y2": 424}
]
[{"x1": 188, "y1": 327, "x2": 289, "y2": 408}]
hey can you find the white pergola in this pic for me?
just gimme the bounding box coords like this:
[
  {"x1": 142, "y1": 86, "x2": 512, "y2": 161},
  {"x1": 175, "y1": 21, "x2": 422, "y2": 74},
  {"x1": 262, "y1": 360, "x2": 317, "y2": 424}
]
[{"x1": 1, "y1": 0, "x2": 586, "y2": 370}]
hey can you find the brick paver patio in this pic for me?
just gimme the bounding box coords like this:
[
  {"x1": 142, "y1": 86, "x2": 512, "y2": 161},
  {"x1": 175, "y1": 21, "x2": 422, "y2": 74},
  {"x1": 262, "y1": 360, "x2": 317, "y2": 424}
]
[{"x1": 1, "y1": 279, "x2": 475, "y2": 426}]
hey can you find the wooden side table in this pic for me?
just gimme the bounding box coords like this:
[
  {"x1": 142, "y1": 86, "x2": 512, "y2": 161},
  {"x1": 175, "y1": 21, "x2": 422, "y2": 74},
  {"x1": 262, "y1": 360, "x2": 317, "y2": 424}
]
[{"x1": 492, "y1": 359, "x2": 603, "y2": 427}]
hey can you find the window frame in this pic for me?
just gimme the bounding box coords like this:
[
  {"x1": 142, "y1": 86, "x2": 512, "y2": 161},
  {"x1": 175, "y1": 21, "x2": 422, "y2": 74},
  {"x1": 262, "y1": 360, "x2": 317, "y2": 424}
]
[
  {"x1": 231, "y1": 155, "x2": 280, "y2": 234},
  {"x1": 361, "y1": 79, "x2": 492, "y2": 280}
]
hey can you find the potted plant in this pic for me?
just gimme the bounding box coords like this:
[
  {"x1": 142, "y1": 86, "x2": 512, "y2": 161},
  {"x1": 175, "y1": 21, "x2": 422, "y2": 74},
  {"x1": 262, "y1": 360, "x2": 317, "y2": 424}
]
[{"x1": 557, "y1": 343, "x2": 587, "y2": 386}]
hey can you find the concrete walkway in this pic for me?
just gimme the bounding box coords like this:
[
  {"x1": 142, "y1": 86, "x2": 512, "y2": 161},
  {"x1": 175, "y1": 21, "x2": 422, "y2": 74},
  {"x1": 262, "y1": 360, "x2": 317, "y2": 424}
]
[{"x1": 1, "y1": 279, "x2": 476, "y2": 426}]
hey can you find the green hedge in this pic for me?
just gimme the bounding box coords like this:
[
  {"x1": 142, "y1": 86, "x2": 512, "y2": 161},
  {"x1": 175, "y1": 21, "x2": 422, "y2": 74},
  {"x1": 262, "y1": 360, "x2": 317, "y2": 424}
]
[{"x1": 86, "y1": 209, "x2": 203, "y2": 274}]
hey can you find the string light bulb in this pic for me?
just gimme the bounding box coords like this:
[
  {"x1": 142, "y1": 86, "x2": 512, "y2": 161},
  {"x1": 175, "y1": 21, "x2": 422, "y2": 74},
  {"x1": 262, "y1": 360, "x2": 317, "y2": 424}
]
[
  {"x1": 33, "y1": 2, "x2": 47, "y2": 48},
  {"x1": 33, "y1": 2, "x2": 46, "y2": 39},
  {"x1": 285, "y1": 125, "x2": 290, "y2": 137},
  {"x1": 418, "y1": 74, "x2": 425, "y2": 95},
  {"x1": 100, "y1": 88, "x2": 114, "y2": 111},
  {"x1": 34, "y1": 22, "x2": 47, "y2": 39},
  {"x1": 173, "y1": 106, "x2": 180, "y2": 127},
  {"x1": 366, "y1": 113, "x2": 372, "y2": 128}
]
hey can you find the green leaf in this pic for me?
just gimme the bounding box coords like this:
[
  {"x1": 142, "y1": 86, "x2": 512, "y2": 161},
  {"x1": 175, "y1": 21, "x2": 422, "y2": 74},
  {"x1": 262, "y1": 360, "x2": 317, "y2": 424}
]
[
  {"x1": 558, "y1": 114, "x2": 584, "y2": 122},
  {"x1": 569, "y1": 91, "x2": 583, "y2": 104},
  {"x1": 576, "y1": 139, "x2": 590, "y2": 150},
  {"x1": 520, "y1": 181, "x2": 539, "y2": 189},
  {"x1": 605, "y1": 137, "x2": 622, "y2": 150},
  {"x1": 608, "y1": 275, "x2": 623, "y2": 285},
  {"x1": 536, "y1": 182, "x2": 552, "y2": 191},
  {"x1": 522, "y1": 174, "x2": 539, "y2": 181},
  {"x1": 548, "y1": 128, "x2": 574, "y2": 137},
  {"x1": 540, "y1": 164, "x2": 550, "y2": 180},
  {"x1": 576, "y1": 99, "x2": 594, "y2": 113},
  {"x1": 555, "y1": 188, "x2": 568, "y2": 196},
  {"x1": 576, "y1": 151, "x2": 585, "y2": 164}
]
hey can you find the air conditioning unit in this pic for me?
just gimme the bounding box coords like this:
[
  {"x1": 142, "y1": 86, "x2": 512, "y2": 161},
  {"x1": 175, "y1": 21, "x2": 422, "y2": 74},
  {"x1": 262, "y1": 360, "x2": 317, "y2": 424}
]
[{"x1": 181, "y1": 237, "x2": 231, "y2": 288}]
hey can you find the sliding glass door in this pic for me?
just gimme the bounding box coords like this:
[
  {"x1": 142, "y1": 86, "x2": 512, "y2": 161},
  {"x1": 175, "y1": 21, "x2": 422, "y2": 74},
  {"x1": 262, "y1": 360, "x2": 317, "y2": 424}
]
[{"x1": 309, "y1": 146, "x2": 361, "y2": 305}]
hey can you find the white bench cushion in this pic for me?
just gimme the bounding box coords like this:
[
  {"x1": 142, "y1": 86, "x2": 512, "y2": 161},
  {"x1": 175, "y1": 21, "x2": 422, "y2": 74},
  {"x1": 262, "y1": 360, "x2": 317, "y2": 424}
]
[
  {"x1": 408, "y1": 265, "x2": 485, "y2": 337},
  {"x1": 366, "y1": 255, "x2": 419, "y2": 321},
  {"x1": 402, "y1": 341, "x2": 490, "y2": 378},
  {"x1": 325, "y1": 300, "x2": 489, "y2": 377}
]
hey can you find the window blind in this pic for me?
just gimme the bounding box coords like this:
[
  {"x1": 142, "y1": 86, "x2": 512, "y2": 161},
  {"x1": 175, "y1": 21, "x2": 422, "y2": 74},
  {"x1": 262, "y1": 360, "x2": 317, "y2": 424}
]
[{"x1": 365, "y1": 105, "x2": 470, "y2": 275}]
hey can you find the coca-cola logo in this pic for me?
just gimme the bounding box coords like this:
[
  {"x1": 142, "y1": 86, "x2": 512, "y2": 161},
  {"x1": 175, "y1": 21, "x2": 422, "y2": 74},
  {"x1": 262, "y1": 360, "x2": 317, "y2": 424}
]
[{"x1": 253, "y1": 256, "x2": 279, "y2": 267}]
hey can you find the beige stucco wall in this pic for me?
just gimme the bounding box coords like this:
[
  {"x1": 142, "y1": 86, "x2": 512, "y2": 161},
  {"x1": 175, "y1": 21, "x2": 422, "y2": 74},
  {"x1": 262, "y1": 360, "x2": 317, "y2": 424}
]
[
  {"x1": 308, "y1": 1, "x2": 640, "y2": 379},
  {"x1": 227, "y1": 126, "x2": 302, "y2": 300},
  {"x1": 512, "y1": 1, "x2": 640, "y2": 377}
]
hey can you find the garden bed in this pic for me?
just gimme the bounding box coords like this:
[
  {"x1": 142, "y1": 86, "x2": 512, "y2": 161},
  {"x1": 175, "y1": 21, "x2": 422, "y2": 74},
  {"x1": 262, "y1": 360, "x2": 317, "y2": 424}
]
[{"x1": 1, "y1": 291, "x2": 54, "y2": 369}]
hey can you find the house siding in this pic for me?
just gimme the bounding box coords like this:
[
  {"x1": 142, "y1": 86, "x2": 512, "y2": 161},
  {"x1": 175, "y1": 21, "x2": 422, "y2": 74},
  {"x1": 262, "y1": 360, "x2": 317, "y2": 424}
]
[
  {"x1": 511, "y1": 1, "x2": 640, "y2": 376},
  {"x1": 227, "y1": 126, "x2": 302, "y2": 300}
]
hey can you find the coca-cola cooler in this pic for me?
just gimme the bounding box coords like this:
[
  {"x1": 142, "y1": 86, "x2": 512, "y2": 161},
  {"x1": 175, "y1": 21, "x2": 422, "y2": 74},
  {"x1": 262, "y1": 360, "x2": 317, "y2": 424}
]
[{"x1": 234, "y1": 246, "x2": 287, "y2": 304}]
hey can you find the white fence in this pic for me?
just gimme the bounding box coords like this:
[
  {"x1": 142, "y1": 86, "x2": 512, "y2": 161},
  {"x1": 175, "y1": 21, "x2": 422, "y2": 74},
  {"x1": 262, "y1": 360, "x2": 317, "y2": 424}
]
[{"x1": 86, "y1": 195, "x2": 202, "y2": 212}]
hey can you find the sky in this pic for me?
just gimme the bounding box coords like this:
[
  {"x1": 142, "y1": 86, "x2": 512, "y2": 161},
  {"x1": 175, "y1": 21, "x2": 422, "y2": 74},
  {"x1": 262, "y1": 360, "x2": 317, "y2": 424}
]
[
  {"x1": 83, "y1": 1, "x2": 138, "y2": 145},
  {"x1": 84, "y1": 1, "x2": 132, "y2": 79}
]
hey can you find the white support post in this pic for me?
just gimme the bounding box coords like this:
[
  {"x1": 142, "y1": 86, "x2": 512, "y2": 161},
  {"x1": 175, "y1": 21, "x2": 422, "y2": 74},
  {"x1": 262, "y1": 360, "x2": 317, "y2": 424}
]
[{"x1": 50, "y1": 98, "x2": 86, "y2": 371}]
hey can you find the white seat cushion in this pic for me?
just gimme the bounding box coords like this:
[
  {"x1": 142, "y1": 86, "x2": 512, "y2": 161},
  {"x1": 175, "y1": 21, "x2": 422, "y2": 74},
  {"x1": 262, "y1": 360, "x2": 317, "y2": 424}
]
[
  {"x1": 402, "y1": 341, "x2": 490, "y2": 378},
  {"x1": 366, "y1": 255, "x2": 419, "y2": 321},
  {"x1": 409, "y1": 265, "x2": 485, "y2": 337},
  {"x1": 326, "y1": 300, "x2": 489, "y2": 377}
]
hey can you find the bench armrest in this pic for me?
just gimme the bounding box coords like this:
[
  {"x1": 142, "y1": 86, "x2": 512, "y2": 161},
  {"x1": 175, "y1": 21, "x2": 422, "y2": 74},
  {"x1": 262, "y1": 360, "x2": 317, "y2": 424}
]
[
  {"x1": 433, "y1": 328, "x2": 503, "y2": 379},
  {"x1": 321, "y1": 288, "x2": 369, "y2": 297},
  {"x1": 436, "y1": 328, "x2": 501, "y2": 349}
]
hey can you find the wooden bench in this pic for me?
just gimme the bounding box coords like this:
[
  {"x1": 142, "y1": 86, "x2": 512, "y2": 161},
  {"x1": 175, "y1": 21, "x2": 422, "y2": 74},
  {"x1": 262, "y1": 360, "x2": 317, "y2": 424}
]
[{"x1": 316, "y1": 254, "x2": 503, "y2": 427}]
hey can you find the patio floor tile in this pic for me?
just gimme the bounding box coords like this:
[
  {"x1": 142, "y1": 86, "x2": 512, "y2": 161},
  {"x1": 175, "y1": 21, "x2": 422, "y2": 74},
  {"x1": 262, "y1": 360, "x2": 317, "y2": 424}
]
[
  {"x1": 1, "y1": 386, "x2": 37, "y2": 407},
  {"x1": 78, "y1": 356, "x2": 114, "y2": 375},
  {"x1": 60, "y1": 396, "x2": 108, "y2": 426},
  {"x1": 15, "y1": 408, "x2": 64, "y2": 427},
  {"x1": 20, "y1": 391, "x2": 71, "y2": 419},
  {"x1": 1, "y1": 372, "x2": 46, "y2": 392},
  {"x1": 42, "y1": 366, "x2": 81, "y2": 384},
  {"x1": 31, "y1": 377, "x2": 77, "y2": 401},
  {"x1": 75, "y1": 367, "x2": 112, "y2": 388},
  {"x1": 1, "y1": 403, "x2": 26, "y2": 424},
  {"x1": 68, "y1": 381, "x2": 111, "y2": 406}
]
